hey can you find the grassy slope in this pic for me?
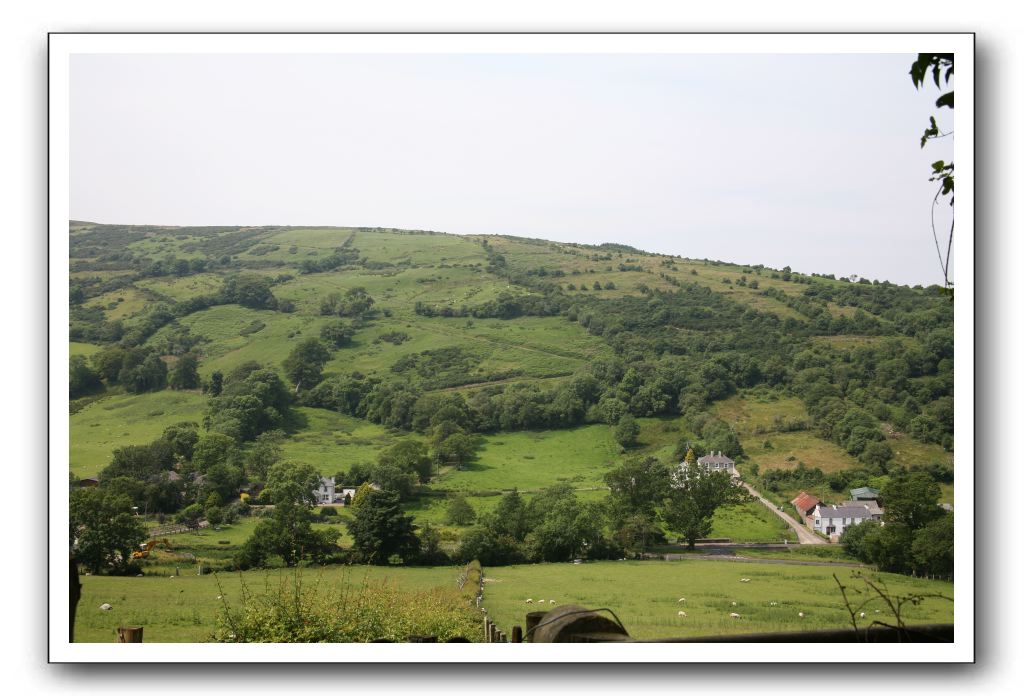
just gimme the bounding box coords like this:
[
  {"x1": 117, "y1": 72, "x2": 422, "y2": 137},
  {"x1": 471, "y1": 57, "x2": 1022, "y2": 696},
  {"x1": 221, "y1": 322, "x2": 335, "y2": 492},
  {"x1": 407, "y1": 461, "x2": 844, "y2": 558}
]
[{"x1": 69, "y1": 391, "x2": 207, "y2": 478}]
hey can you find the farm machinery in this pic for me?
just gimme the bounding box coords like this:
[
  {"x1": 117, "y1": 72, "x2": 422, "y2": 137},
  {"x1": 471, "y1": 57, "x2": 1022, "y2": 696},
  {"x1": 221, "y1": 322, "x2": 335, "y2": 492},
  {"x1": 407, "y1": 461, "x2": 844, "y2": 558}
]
[{"x1": 131, "y1": 538, "x2": 172, "y2": 560}]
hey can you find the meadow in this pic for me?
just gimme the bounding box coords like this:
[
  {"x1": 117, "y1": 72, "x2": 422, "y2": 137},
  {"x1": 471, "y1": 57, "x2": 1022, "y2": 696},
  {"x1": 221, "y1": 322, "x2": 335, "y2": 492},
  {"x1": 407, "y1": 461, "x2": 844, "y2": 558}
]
[{"x1": 74, "y1": 558, "x2": 953, "y2": 642}]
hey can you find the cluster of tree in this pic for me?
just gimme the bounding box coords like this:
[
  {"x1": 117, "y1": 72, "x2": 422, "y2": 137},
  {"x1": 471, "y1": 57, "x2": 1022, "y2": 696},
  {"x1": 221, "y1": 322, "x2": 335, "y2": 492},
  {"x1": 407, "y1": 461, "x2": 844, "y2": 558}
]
[
  {"x1": 320, "y1": 287, "x2": 375, "y2": 319},
  {"x1": 204, "y1": 362, "x2": 292, "y2": 441},
  {"x1": 454, "y1": 486, "x2": 620, "y2": 566},
  {"x1": 842, "y1": 468, "x2": 953, "y2": 578},
  {"x1": 335, "y1": 440, "x2": 435, "y2": 502},
  {"x1": 413, "y1": 290, "x2": 568, "y2": 320},
  {"x1": 761, "y1": 287, "x2": 886, "y2": 335},
  {"x1": 299, "y1": 246, "x2": 361, "y2": 274},
  {"x1": 70, "y1": 488, "x2": 147, "y2": 575},
  {"x1": 83, "y1": 345, "x2": 168, "y2": 394}
]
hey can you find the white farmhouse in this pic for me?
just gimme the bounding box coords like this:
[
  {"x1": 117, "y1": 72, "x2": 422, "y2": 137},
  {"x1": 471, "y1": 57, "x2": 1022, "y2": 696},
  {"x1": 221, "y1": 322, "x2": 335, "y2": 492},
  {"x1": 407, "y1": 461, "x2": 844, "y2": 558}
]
[
  {"x1": 697, "y1": 451, "x2": 739, "y2": 478},
  {"x1": 812, "y1": 503, "x2": 878, "y2": 542},
  {"x1": 314, "y1": 476, "x2": 336, "y2": 505}
]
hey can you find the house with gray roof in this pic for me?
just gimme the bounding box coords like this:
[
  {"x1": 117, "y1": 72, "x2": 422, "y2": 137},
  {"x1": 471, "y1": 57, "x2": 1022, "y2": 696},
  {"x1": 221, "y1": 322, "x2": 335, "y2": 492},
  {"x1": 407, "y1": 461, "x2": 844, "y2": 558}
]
[
  {"x1": 696, "y1": 451, "x2": 738, "y2": 477},
  {"x1": 812, "y1": 503, "x2": 879, "y2": 541}
]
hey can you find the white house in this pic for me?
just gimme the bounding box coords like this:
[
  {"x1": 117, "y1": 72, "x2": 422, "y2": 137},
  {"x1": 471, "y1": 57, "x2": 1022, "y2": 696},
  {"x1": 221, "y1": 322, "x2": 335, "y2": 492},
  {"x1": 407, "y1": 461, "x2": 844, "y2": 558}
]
[
  {"x1": 813, "y1": 503, "x2": 878, "y2": 541},
  {"x1": 697, "y1": 451, "x2": 738, "y2": 477},
  {"x1": 314, "y1": 476, "x2": 336, "y2": 505}
]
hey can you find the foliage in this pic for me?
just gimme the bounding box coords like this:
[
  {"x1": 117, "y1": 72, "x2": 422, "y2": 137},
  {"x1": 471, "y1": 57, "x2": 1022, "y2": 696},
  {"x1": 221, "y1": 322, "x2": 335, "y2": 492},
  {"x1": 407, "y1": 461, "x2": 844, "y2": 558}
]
[
  {"x1": 69, "y1": 355, "x2": 103, "y2": 398},
  {"x1": 346, "y1": 489, "x2": 421, "y2": 565},
  {"x1": 660, "y1": 465, "x2": 750, "y2": 549},
  {"x1": 214, "y1": 568, "x2": 481, "y2": 642},
  {"x1": 613, "y1": 414, "x2": 641, "y2": 448},
  {"x1": 69, "y1": 488, "x2": 147, "y2": 575},
  {"x1": 169, "y1": 353, "x2": 201, "y2": 390},
  {"x1": 282, "y1": 338, "x2": 332, "y2": 392},
  {"x1": 445, "y1": 494, "x2": 477, "y2": 526},
  {"x1": 320, "y1": 319, "x2": 355, "y2": 348}
]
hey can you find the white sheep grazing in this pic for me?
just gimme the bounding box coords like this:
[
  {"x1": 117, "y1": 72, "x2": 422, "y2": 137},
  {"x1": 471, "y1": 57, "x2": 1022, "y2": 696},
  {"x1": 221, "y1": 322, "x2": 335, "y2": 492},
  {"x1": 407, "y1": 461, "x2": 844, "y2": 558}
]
[
  {"x1": 525, "y1": 598, "x2": 533, "y2": 604},
  {"x1": 769, "y1": 602, "x2": 778, "y2": 607},
  {"x1": 99, "y1": 603, "x2": 112, "y2": 611},
  {"x1": 798, "y1": 612, "x2": 805, "y2": 618},
  {"x1": 731, "y1": 601, "x2": 737, "y2": 607},
  {"x1": 549, "y1": 600, "x2": 556, "y2": 606},
  {"x1": 677, "y1": 611, "x2": 687, "y2": 618},
  {"x1": 729, "y1": 612, "x2": 741, "y2": 619},
  {"x1": 740, "y1": 578, "x2": 750, "y2": 583},
  {"x1": 859, "y1": 611, "x2": 866, "y2": 618},
  {"x1": 677, "y1": 597, "x2": 686, "y2": 603},
  {"x1": 538, "y1": 599, "x2": 545, "y2": 604}
]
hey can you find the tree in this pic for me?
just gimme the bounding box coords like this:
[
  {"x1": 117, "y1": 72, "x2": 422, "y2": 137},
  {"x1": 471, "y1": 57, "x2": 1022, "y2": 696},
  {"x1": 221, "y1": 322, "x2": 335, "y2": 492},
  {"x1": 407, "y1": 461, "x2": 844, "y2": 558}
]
[
  {"x1": 190, "y1": 433, "x2": 237, "y2": 474},
  {"x1": 70, "y1": 488, "x2": 147, "y2": 575},
  {"x1": 882, "y1": 469, "x2": 942, "y2": 530},
  {"x1": 378, "y1": 439, "x2": 432, "y2": 484},
  {"x1": 911, "y1": 512, "x2": 954, "y2": 578},
  {"x1": 208, "y1": 370, "x2": 224, "y2": 397},
  {"x1": 659, "y1": 464, "x2": 749, "y2": 549},
  {"x1": 446, "y1": 495, "x2": 477, "y2": 526},
  {"x1": 910, "y1": 53, "x2": 955, "y2": 292},
  {"x1": 169, "y1": 353, "x2": 201, "y2": 390},
  {"x1": 604, "y1": 456, "x2": 670, "y2": 523},
  {"x1": 320, "y1": 320, "x2": 354, "y2": 348},
  {"x1": 69, "y1": 355, "x2": 102, "y2": 398},
  {"x1": 613, "y1": 414, "x2": 641, "y2": 448},
  {"x1": 235, "y1": 461, "x2": 339, "y2": 568},
  {"x1": 246, "y1": 429, "x2": 284, "y2": 482},
  {"x1": 346, "y1": 489, "x2": 420, "y2": 564},
  {"x1": 432, "y1": 432, "x2": 478, "y2": 471},
  {"x1": 123, "y1": 353, "x2": 168, "y2": 394},
  {"x1": 282, "y1": 338, "x2": 331, "y2": 393}
]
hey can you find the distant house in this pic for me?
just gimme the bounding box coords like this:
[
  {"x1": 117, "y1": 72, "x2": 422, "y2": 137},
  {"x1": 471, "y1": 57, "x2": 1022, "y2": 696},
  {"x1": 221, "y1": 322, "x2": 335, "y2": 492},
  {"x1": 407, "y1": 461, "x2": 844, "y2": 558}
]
[
  {"x1": 791, "y1": 492, "x2": 820, "y2": 522},
  {"x1": 812, "y1": 503, "x2": 878, "y2": 541},
  {"x1": 696, "y1": 452, "x2": 738, "y2": 477},
  {"x1": 850, "y1": 486, "x2": 880, "y2": 501},
  {"x1": 315, "y1": 476, "x2": 337, "y2": 505}
]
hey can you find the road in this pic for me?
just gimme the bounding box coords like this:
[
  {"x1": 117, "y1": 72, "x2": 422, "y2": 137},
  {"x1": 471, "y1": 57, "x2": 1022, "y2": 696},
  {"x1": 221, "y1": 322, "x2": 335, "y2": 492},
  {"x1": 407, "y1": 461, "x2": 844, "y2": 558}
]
[{"x1": 741, "y1": 481, "x2": 827, "y2": 545}]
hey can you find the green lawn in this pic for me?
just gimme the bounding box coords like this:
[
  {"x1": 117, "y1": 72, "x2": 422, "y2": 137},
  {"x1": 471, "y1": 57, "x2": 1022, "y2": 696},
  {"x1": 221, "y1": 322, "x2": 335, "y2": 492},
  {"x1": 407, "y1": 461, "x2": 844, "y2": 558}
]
[
  {"x1": 708, "y1": 502, "x2": 796, "y2": 543},
  {"x1": 70, "y1": 341, "x2": 102, "y2": 357},
  {"x1": 281, "y1": 408, "x2": 415, "y2": 475},
  {"x1": 480, "y1": 559, "x2": 954, "y2": 640}
]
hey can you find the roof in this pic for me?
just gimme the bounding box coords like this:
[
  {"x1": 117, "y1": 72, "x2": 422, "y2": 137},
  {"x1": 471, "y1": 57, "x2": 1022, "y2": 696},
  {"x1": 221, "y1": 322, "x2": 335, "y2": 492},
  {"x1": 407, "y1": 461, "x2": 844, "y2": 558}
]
[
  {"x1": 815, "y1": 504, "x2": 876, "y2": 519},
  {"x1": 791, "y1": 492, "x2": 820, "y2": 514},
  {"x1": 842, "y1": 499, "x2": 882, "y2": 515},
  {"x1": 850, "y1": 486, "x2": 880, "y2": 499},
  {"x1": 697, "y1": 452, "x2": 734, "y2": 465}
]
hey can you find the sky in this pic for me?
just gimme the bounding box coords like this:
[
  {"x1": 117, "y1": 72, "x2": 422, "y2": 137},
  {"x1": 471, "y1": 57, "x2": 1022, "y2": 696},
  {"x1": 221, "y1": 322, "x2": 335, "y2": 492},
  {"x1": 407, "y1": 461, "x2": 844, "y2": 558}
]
[{"x1": 70, "y1": 52, "x2": 954, "y2": 286}]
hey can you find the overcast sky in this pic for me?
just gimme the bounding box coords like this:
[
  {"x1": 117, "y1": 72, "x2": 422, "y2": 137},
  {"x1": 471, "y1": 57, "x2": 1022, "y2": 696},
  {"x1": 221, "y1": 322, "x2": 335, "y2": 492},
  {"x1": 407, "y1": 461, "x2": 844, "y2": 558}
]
[{"x1": 70, "y1": 52, "x2": 953, "y2": 286}]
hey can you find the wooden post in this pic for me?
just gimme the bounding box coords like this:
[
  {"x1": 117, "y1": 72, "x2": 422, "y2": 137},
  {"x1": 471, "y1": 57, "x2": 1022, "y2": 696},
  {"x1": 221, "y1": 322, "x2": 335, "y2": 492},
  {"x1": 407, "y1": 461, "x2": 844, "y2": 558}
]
[
  {"x1": 69, "y1": 556, "x2": 81, "y2": 643},
  {"x1": 117, "y1": 626, "x2": 144, "y2": 643},
  {"x1": 525, "y1": 611, "x2": 548, "y2": 641},
  {"x1": 497, "y1": 630, "x2": 505, "y2": 643},
  {"x1": 512, "y1": 625, "x2": 523, "y2": 643}
]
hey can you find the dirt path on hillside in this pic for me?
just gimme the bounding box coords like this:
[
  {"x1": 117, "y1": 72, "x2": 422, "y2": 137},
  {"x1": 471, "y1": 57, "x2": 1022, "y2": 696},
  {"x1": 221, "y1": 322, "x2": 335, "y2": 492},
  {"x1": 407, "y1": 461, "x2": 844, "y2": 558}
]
[{"x1": 741, "y1": 481, "x2": 827, "y2": 545}]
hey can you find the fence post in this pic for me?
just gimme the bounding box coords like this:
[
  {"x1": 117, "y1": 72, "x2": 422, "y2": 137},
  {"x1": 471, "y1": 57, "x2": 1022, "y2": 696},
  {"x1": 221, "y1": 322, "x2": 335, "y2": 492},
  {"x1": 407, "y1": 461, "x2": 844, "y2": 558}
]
[
  {"x1": 69, "y1": 556, "x2": 81, "y2": 643},
  {"x1": 525, "y1": 611, "x2": 547, "y2": 641},
  {"x1": 117, "y1": 626, "x2": 144, "y2": 643},
  {"x1": 512, "y1": 625, "x2": 523, "y2": 643}
]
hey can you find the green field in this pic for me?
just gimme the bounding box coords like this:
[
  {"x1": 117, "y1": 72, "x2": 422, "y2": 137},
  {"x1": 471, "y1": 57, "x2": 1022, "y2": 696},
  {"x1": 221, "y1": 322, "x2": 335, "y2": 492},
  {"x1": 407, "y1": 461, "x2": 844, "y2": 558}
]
[
  {"x1": 281, "y1": 408, "x2": 414, "y2": 475},
  {"x1": 69, "y1": 391, "x2": 207, "y2": 478},
  {"x1": 480, "y1": 559, "x2": 953, "y2": 640}
]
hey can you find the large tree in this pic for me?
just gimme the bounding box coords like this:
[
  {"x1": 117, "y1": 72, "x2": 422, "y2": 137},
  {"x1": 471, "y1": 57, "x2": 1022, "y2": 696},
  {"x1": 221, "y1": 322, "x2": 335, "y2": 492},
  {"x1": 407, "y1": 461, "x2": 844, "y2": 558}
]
[
  {"x1": 346, "y1": 488, "x2": 420, "y2": 565},
  {"x1": 659, "y1": 463, "x2": 749, "y2": 549},
  {"x1": 70, "y1": 488, "x2": 147, "y2": 575},
  {"x1": 282, "y1": 338, "x2": 331, "y2": 393}
]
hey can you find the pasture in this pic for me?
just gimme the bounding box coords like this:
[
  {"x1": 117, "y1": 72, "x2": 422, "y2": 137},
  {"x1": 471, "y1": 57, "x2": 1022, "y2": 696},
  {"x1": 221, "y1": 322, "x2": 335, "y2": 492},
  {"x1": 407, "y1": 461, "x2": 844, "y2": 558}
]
[
  {"x1": 69, "y1": 391, "x2": 207, "y2": 478},
  {"x1": 480, "y1": 559, "x2": 954, "y2": 640}
]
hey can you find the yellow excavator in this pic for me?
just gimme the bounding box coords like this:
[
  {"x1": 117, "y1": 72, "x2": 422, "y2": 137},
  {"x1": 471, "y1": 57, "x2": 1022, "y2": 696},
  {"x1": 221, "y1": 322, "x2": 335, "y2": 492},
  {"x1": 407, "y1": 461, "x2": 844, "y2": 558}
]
[{"x1": 131, "y1": 538, "x2": 172, "y2": 560}]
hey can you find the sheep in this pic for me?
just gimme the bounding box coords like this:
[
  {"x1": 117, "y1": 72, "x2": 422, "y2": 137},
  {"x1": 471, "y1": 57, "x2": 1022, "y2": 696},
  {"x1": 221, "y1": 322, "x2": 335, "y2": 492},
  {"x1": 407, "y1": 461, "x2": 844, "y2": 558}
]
[
  {"x1": 99, "y1": 603, "x2": 112, "y2": 611},
  {"x1": 677, "y1": 611, "x2": 687, "y2": 618},
  {"x1": 798, "y1": 612, "x2": 805, "y2": 618},
  {"x1": 549, "y1": 600, "x2": 556, "y2": 606},
  {"x1": 859, "y1": 611, "x2": 866, "y2": 618},
  {"x1": 525, "y1": 598, "x2": 533, "y2": 604},
  {"x1": 538, "y1": 599, "x2": 545, "y2": 604},
  {"x1": 677, "y1": 598, "x2": 686, "y2": 603},
  {"x1": 731, "y1": 601, "x2": 737, "y2": 607},
  {"x1": 739, "y1": 578, "x2": 750, "y2": 583},
  {"x1": 769, "y1": 602, "x2": 778, "y2": 606},
  {"x1": 729, "y1": 612, "x2": 741, "y2": 619}
]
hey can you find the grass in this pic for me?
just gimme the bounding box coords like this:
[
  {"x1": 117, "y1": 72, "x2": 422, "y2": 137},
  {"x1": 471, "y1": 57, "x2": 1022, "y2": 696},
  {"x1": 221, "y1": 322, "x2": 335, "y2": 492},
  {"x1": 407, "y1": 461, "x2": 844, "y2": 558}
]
[
  {"x1": 434, "y1": 425, "x2": 619, "y2": 493},
  {"x1": 281, "y1": 407, "x2": 415, "y2": 475},
  {"x1": 70, "y1": 341, "x2": 102, "y2": 357},
  {"x1": 744, "y1": 432, "x2": 860, "y2": 474},
  {"x1": 74, "y1": 563, "x2": 467, "y2": 643},
  {"x1": 480, "y1": 559, "x2": 953, "y2": 640},
  {"x1": 708, "y1": 502, "x2": 796, "y2": 543},
  {"x1": 69, "y1": 391, "x2": 207, "y2": 478}
]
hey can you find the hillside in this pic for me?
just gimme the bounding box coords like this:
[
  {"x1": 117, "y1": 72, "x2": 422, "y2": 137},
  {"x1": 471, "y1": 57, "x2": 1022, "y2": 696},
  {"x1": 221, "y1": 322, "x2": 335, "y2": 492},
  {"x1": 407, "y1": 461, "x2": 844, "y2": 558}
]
[{"x1": 68, "y1": 223, "x2": 954, "y2": 554}]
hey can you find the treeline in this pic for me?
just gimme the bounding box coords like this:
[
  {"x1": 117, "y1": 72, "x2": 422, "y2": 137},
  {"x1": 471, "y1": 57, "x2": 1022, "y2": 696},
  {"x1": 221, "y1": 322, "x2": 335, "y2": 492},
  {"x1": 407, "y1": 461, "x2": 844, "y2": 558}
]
[{"x1": 414, "y1": 290, "x2": 568, "y2": 320}]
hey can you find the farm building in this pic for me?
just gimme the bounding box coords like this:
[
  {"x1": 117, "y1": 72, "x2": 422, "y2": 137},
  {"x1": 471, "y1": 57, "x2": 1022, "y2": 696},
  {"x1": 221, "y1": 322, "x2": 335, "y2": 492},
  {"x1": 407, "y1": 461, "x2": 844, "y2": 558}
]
[
  {"x1": 850, "y1": 486, "x2": 881, "y2": 501},
  {"x1": 841, "y1": 499, "x2": 883, "y2": 517},
  {"x1": 812, "y1": 503, "x2": 879, "y2": 541},
  {"x1": 791, "y1": 492, "x2": 820, "y2": 522}
]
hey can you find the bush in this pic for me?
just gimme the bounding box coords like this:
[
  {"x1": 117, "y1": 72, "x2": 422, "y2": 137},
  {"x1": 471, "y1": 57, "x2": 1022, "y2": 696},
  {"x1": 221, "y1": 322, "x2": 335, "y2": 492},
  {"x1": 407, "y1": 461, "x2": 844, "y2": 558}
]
[
  {"x1": 318, "y1": 506, "x2": 339, "y2": 517},
  {"x1": 214, "y1": 569, "x2": 483, "y2": 642}
]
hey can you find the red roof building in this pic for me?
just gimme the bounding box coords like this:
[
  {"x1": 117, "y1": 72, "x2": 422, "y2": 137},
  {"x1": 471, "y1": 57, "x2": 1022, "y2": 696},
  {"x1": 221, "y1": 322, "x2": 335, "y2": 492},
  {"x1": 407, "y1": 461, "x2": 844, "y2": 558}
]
[{"x1": 791, "y1": 491, "x2": 820, "y2": 519}]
